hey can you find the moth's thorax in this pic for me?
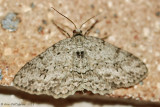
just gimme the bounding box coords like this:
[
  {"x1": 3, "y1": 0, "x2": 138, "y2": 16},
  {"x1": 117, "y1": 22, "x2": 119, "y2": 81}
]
[
  {"x1": 71, "y1": 34, "x2": 86, "y2": 47},
  {"x1": 72, "y1": 50, "x2": 90, "y2": 74},
  {"x1": 71, "y1": 32, "x2": 89, "y2": 73}
]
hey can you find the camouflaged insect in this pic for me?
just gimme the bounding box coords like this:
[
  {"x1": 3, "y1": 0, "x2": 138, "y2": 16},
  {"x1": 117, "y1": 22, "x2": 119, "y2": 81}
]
[{"x1": 13, "y1": 8, "x2": 148, "y2": 99}]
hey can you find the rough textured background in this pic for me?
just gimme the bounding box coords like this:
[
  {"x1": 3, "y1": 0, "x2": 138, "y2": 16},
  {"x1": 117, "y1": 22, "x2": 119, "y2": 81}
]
[{"x1": 0, "y1": 0, "x2": 160, "y2": 105}]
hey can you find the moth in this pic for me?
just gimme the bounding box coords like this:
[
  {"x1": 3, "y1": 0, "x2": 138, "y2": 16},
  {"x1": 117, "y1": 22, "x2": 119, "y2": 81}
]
[{"x1": 13, "y1": 7, "x2": 148, "y2": 99}]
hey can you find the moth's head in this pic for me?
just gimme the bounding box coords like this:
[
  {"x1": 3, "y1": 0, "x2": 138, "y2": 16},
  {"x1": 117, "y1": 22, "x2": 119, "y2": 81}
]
[
  {"x1": 73, "y1": 29, "x2": 83, "y2": 37},
  {"x1": 51, "y1": 7, "x2": 99, "y2": 38}
]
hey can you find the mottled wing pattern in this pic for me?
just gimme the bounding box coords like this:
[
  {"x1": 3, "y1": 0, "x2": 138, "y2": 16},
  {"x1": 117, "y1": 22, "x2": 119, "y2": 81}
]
[
  {"x1": 81, "y1": 36, "x2": 148, "y2": 95},
  {"x1": 13, "y1": 38, "x2": 81, "y2": 98},
  {"x1": 13, "y1": 35, "x2": 148, "y2": 98}
]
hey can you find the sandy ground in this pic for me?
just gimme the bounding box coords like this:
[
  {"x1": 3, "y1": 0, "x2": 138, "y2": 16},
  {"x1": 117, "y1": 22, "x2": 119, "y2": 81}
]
[{"x1": 0, "y1": 0, "x2": 160, "y2": 105}]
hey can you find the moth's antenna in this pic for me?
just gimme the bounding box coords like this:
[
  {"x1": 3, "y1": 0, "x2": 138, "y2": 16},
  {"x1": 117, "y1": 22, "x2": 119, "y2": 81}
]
[
  {"x1": 80, "y1": 13, "x2": 100, "y2": 29},
  {"x1": 51, "y1": 7, "x2": 77, "y2": 29}
]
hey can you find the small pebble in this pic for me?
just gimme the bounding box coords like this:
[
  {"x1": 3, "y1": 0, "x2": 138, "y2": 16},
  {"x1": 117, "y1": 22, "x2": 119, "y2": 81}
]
[
  {"x1": 113, "y1": 13, "x2": 118, "y2": 18},
  {"x1": 131, "y1": 43, "x2": 137, "y2": 47},
  {"x1": 1, "y1": 13, "x2": 20, "y2": 32},
  {"x1": 30, "y1": 2, "x2": 35, "y2": 8},
  {"x1": 0, "y1": 69, "x2": 2, "y2": 80},
  {"x1": 155, "y1": 11, "x2": 160, "y2": 17},
  {"x1": 157, "y1": 83, "x2": 160, "y2": 89},
  {"x1": 139, "y1": 81, "x2": 143, "y2": 85},
  {"x1": 42, "y1": 19, "x2": 47, "y2": 25},
  {"x1": 4, "y1": 48, "x2": 12, "y2": 56},
  {"x1": 108, "y1": 35, "x2": 116, "y2": 42},
  {"x1": 90, "y1": 4, "x2": 95, "y2": 9},
  {"x1": 95, "y1": 29, "x2": 100, "y2": 34},
  {"x1": 108, "y1": 1, "x2": 113, "y2": 8},
  {"x1": 143, "y1": 27, "x2": 150, "y2": 37},
  {"x1": 157, "y1": 64, "x2": 160, "y2": 71},
  {"x1": 38, "y1": 26, "x2": 44, "y2": 33}
]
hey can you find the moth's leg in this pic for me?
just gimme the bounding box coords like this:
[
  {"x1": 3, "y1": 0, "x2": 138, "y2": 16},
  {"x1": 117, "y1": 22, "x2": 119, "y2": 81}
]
[
  {"x1": 52, "y1": 20, "x2": 71, "y2": 38},
  {"x1": 101, "y1": 34, "x2": 110, "y2": 40},
  {"x1": 84, "y1": 20, "x2": 99, "y2": 36},
  {"x1": 59, "y1": 23, "x2": 73, "y2": 31}
]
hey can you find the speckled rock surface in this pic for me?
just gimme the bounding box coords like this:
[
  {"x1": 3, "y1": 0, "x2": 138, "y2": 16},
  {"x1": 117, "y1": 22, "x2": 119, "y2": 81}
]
[{"x1": 0, "y1": 0, "x2": 160, "y2": 103}]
